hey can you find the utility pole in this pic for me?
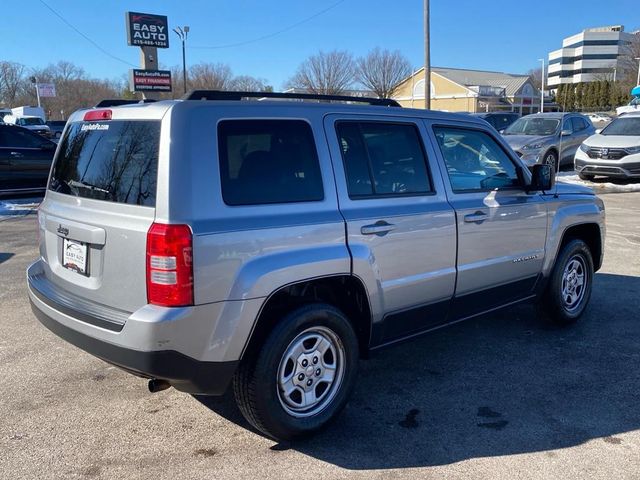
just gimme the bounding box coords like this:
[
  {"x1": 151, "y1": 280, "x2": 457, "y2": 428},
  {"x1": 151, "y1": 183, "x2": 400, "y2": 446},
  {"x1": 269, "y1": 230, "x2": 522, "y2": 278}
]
[
  {"x1": 538, "y1": 58, "x2": 545, "y2": 113},
  {"x1": 424, "y1": 0, "x2": 430, "y2": 110},
  {"x1": 636, "y1": 57, "x2": 640, "y2": 86},
  {"x1": 173, "y1": 26, "x2": 190, "y2": 94}
]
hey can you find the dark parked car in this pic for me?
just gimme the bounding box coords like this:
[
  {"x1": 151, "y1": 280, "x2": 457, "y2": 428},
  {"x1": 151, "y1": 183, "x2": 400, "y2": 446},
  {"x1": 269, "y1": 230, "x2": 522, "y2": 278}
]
[
  {"x1": 46, "y1": 120, "x2": 67, "y2": 140},
  {"x1": 0, "y1": 124, "x2": 56, "y2": 196},
  {"x1": 470, "y1": 112, "x2": 520, "y2": 132}
]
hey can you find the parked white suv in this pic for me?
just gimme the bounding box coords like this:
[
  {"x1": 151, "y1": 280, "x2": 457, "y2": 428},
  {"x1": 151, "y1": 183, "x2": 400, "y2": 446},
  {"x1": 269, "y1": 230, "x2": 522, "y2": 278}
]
[{"x1": 575, "y1": 112, "x2": 640, "y2": 180}]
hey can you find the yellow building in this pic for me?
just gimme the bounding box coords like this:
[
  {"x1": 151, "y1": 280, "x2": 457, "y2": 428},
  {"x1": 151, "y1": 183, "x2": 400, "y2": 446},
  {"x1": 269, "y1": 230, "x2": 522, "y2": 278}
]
[{"x1": 393, "y1": 66, "x2": 542, "y2": 114}]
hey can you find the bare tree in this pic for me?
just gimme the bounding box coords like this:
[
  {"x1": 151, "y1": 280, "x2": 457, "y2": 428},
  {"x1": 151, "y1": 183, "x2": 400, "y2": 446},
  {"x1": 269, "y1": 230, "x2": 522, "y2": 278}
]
[
  {"x1": 526, "y1": 66, "x2": 543, "y2": 90},
  {"x1": 0, "y1": 61, "x2": 29, "y2": 107},
  {"x1": 287, "y1": 50, "x2": 355, "y2": 95},
  {"x1": 231, "y1": 75, "x2": 272, "y2": 92},
  {"x1": 618, "y1": 33, "x2": 640, "y2": 88},
  {"x1": 188, "y1": 62, "x2": 235, "y2": 91},
  {"x1": 356, "y1": 48, "x2": 412, "y2": 98}
]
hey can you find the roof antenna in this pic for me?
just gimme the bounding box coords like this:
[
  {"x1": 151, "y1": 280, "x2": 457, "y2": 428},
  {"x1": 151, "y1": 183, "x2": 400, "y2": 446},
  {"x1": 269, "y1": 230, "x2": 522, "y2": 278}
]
[{"x1": 554, "y1": 84, "x2": 568, "y2": 198}]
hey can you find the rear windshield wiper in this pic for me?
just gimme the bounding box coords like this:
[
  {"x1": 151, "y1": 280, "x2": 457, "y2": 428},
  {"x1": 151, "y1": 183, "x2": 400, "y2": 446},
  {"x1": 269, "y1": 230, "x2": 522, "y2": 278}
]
[{"x1": 65, "y1": 179, "x2": 111, "y2": 195}]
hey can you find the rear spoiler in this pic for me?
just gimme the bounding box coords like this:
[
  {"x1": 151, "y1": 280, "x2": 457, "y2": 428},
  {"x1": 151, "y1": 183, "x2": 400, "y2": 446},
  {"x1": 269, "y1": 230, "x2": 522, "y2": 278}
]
[{"x1": 94, "y1": 99, "x2": 157, "y2": 108}]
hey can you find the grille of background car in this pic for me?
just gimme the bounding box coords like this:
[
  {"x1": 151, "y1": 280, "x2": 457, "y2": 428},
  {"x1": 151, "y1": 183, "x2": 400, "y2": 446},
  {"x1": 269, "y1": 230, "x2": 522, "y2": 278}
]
[{"x1": 587, "y1": 148, "x2": 627, "y2": 160}]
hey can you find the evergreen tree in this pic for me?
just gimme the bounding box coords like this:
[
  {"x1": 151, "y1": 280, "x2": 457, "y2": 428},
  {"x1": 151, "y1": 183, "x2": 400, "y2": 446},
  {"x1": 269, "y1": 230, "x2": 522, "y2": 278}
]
[
  {"x1": 610, "y1": 82, "x2": 620, "y2": 108},
  {"x1": 565, "y1": 84, "x2": 575, "y2": 111},
  {"x1": 556, "y1": 84, "x2": 566, "y2": 110},
  {"x1": 601, "y1": 81, "x2": 611, "y2": 110},
  {"x1": 584, "y1": 82, "x2": 595, "y2": 109},
  {"x1": 575, "y1": 82, "x2": 584, "y2": 110}
]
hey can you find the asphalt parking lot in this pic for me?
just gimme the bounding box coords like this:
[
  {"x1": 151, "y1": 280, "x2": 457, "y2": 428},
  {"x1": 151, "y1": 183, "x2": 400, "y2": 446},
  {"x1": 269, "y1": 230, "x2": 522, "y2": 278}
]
[{"x1": 1, "y1": 192, "x2": 639, "y2": 480}]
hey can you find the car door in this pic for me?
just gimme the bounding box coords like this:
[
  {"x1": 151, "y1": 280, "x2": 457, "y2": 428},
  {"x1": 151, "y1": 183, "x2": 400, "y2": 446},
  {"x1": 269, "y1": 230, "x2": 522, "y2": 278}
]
[
  {"x1": 559, "y1": 117, "x2": 581, "y2": 164},
  {"x1": 427, "y1": 121, "x2": 548, "y2": 319},
  {"x1": 571, "y1": 117, "x2": 592, "y2": 152},
  {"x1": 324, "y1": 114, "x2": 457, "y2": 345},
  {"x1": 0, "y1": 126, "x2": 54, "y2": 191}
]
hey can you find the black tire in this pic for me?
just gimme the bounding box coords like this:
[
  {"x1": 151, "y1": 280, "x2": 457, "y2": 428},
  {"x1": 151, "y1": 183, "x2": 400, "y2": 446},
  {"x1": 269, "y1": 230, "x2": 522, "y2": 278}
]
[
  {"x1": 578, "y1": 172, "x2": 595, "y2": 181},
  {"x1": 543, "y1": 150, "x2": 558, "y2": 173},
  {"x1": 233, "y1": 303, "x2": 359, "y2": 441},
  {"x1": 539, "y1": 239, "x2": 594, "y2": 326}
]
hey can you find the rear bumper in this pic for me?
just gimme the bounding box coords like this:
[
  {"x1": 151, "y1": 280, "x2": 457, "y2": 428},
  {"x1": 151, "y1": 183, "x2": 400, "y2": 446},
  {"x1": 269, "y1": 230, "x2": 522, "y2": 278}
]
[{"x1": 27, "y1": 260, "x2": 240, "y2": 395}]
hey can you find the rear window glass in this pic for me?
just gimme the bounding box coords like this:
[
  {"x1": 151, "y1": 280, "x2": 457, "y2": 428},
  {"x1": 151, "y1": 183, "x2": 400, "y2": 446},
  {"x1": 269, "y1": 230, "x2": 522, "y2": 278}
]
[
  {"x1": 218, "y1": 120, "x2": 324, "y2": 205},
  {"x1": 49, "y1": 120, "x2": 160, "y2": 206}
]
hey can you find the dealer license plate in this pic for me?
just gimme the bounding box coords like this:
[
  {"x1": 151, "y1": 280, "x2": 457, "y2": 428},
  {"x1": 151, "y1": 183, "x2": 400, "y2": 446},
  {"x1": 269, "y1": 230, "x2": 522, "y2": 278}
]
[{"x1": 62, "y1": 238, "x2": 88, "y2": 275}]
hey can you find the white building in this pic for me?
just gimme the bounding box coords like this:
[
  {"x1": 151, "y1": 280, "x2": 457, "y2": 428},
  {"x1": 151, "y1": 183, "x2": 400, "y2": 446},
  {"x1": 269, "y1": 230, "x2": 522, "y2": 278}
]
[{"x1": 547, "y1": 25, "x2": 635, "y2": 87}]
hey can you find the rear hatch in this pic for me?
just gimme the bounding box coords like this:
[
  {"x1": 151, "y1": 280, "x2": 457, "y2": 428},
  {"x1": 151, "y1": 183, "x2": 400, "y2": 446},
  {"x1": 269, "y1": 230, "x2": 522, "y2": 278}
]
[{"x1": 37, "y1": 109, "x2": 162, "y2": 314}]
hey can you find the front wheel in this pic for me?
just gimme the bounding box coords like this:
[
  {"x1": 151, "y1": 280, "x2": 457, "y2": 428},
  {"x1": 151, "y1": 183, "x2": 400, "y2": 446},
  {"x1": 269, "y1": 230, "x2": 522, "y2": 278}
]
[
  {"x1": 543, "y1": 150, "x2": 558, "y2": 173},
  {"x1": 539, "y1": 239, "x2": 594, "y2": 325},
  {"x1": 578, "y1": 172, "x2": 595, "y2": 181},
  {"x1": 233, "y1": 304, "x2": 359, "y2": 440}
]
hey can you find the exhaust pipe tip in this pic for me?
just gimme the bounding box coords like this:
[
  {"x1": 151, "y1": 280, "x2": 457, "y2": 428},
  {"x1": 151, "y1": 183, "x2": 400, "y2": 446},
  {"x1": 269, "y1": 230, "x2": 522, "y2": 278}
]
[{"x1": 148, "y1": 378, "x2": 171, "y2": 393}]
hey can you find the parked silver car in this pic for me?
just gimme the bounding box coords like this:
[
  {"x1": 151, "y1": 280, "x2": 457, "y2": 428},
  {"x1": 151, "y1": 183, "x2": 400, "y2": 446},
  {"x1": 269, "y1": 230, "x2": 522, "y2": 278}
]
[
  {"x1": 575, "y1": 112, "x2": 640, "y2": 180},
  {"x1": 27, "y1": 91, "x2": 605, "y2": 440},
  {"x1": 503, "y1": 113, "x2": 595, "y2": 171}
]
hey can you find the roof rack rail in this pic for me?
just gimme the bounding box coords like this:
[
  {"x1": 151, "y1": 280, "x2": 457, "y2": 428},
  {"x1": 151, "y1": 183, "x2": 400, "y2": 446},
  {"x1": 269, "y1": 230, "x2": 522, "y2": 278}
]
[
  {"x1": 182, "y1": 90, "x2": 401, "y2": 107},
  {"x1": 94, "y1": 99, "x2": 157, "y2": 108}
]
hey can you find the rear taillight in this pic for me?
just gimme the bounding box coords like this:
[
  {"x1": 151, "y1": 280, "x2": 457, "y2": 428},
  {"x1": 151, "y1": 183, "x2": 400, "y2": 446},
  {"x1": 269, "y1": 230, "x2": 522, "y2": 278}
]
[{"x1": 146, "y1": 223, "x2": 194, "y2": 307}]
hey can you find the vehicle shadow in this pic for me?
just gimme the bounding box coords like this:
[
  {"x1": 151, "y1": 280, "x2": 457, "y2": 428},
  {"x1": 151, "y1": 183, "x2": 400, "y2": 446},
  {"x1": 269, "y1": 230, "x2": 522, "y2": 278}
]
[
  {"x1": 0, "y1": 252, "x2": 15, "y2": 265},
  {"x1": 196, "y1": 272, "x2": 640, "y2": 469}
]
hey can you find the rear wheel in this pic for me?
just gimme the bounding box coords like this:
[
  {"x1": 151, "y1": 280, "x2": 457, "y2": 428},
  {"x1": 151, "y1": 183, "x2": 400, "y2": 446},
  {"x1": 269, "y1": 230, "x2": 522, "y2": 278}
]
[
  {"x1": 233, "y1": 303, "x2": 359, "y2": 440},
  {"x1": 539, "y1": 239, "x2": 594, "y2": 325}
]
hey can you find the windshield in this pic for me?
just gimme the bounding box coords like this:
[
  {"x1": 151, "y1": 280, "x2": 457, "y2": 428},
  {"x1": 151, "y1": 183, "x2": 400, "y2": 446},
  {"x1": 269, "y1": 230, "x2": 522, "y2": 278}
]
[
  {"x1": 601, "y1": 117, "x2": 640, "y2": 136},
  {"x1": 505, "y1": 117, "x2": 559, "y2": 136},
  {"x1": 20, "y1": 117, "x2": 45, "y2": 126},
  {"x1": 630, "y1": 97, "x2": 640, "y2": 106}
]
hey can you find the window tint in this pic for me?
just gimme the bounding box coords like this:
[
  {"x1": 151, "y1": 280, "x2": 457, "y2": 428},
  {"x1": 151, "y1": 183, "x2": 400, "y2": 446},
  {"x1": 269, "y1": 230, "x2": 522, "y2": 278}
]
[
  {"x1": 336, "y1": 122, "x2": 432, "y2": 198},
  {"x1": 0, "y1": 127, "x2": 44, "y2": 148},
  {"x1": 433, "y1": 127, "x2": 520, "y2": 192},
  {"x1": 218, "y1": 120, "x2": 323, "y2": 205},
  {"x1": 49, "y1": 120, "x2": 160, "y2": 206},
  {"x1": 571, "y1": 117, "x2": 587, "y2": 132},
  {"x1": 562, "y1": 118, "x2": 574, "y2": 133}
]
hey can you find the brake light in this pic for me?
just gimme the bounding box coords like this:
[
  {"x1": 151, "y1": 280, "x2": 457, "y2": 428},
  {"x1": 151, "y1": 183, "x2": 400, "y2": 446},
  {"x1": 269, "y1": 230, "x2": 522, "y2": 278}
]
[
  {"x1": 83, "y1": 109, "x2": 112, "y2": 121},
  {"x1": 146, "y1": 223, "x2": 194, "y2": 307}
]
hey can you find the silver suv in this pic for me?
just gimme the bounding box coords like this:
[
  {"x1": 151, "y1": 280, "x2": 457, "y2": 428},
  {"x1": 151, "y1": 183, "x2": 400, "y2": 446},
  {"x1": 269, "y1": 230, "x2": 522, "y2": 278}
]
[
  {"x1": 28, "y1": 91, "x2": 605, "y2": 440},
  {"x1": 503, "y1": 112, "x2": 595, "y2": 171}
]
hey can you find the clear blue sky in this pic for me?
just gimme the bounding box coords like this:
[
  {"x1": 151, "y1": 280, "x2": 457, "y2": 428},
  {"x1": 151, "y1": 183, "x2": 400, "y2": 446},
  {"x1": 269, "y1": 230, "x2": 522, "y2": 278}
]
[{"x1": 3, "y1": 0, "x2": 639, "y2": 89}]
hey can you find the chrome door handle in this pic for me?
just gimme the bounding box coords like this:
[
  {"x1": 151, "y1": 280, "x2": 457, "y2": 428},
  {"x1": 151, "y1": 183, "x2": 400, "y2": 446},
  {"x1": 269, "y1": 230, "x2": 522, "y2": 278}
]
[
  {"x1": 361, "y1": 221, "x2": 395, "y2": 236},
  {"x1": 10, "y1": 151, "x2": 24, "y2": 158},
  {"x1": 464, "y1": 211, "x2": 488, "y2": 223}
]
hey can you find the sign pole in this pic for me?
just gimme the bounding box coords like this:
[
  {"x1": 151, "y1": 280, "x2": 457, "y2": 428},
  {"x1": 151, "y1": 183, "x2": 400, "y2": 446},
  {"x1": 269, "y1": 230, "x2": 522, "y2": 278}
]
[{"x1": 140, "y1": 46, "x2": 159, "y2": 100}]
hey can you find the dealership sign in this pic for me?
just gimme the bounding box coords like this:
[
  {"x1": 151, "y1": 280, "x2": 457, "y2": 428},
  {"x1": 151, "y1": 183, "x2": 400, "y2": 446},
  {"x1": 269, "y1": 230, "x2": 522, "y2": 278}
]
[
  {"x1": 130, "y1": 69, "x2": 172, "y2": 92},
  {"x1": 37, "y1": 83, "x2": 56, "y2": 98},
  {"x1": 126, "y1": 11, "x2": 169, "y2": 48}
]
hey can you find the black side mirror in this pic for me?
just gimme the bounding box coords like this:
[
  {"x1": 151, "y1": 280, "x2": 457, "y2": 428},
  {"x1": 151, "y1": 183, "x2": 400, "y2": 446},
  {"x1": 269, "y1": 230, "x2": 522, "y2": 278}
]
[{"x1": 529, "y1": 164, "x2": 554, "y2": 192}]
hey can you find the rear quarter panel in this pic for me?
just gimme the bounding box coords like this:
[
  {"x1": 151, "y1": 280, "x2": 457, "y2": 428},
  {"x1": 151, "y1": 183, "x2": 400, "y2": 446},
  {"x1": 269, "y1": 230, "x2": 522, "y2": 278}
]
[{"x1": 161, "y1": 103, "x2": 350, "y2": 305}]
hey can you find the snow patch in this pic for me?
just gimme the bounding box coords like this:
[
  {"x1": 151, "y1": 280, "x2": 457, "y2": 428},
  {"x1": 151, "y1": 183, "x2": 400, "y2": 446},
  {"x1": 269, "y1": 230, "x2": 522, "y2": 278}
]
[
  {"x1": 557, "y1": 172, "x2": 640, "y2": 194},
  {"x1": 0, "y1": 198, "x2": 41, "y2": 216}
]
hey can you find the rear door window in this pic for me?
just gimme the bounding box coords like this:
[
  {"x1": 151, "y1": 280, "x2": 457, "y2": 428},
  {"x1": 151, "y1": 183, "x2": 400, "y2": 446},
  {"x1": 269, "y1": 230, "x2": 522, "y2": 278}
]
[
  {"x1": 335, "y1": 122, "x2": 432, "y2": 198},
  {"x1": 218, "y1": 120, "x2": 324, "y2": 205},
  {"x1": 49, "y1": 120, "x2": 160, "y2": 206}
]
